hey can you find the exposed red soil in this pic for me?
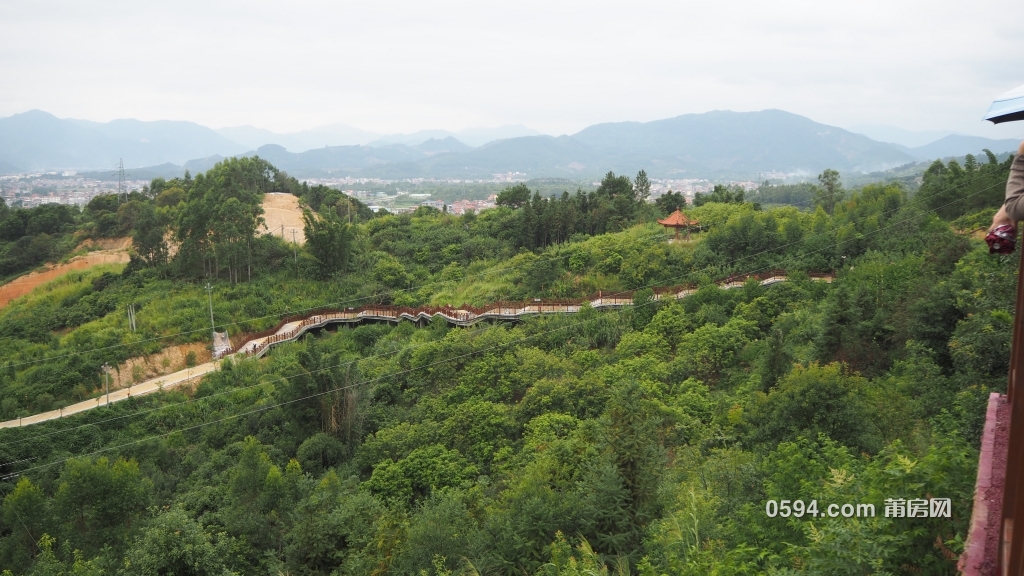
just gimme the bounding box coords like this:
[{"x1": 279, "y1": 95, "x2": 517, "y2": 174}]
[{"x1": 0, "y1": 239, "x2": 132, "y2": 310}]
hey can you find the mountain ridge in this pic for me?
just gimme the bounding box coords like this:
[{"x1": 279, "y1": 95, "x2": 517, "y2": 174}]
[
  {"x1": 215, "y1": 123, "x2": 542, "y2": 151},
  {"x1": 907, "y1": 134, "x2": 1020, "y2": 161},
  {"x1": 0, "y1": 110, "x2": 247, "y2": 171},
  {"x1": 5, "y1": 109, "x2": 1019, "y2": 179}
]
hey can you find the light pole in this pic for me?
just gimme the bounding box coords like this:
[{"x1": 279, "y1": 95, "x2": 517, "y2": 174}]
[{"x1": 102, "y1": 363, "x2": 110, "y2": 407}]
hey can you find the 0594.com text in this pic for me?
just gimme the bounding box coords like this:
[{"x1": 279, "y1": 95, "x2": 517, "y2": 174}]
[{"x1": 765, "y1": 498, "x2": 951, "y2": 519}]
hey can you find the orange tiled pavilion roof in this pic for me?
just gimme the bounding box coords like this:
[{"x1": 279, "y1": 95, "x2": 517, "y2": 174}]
[{"x1": 657, "y1": 210, "x2": 698, "y2": 227}]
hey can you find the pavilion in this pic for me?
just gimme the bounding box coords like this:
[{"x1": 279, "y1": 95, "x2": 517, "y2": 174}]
[{"x1": 657, "y1": 209, "x2": 699, "y2": 240}]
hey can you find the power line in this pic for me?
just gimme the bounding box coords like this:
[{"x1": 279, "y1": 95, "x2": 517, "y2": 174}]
[
  {"x1": 0, "y1": 230, "x2": 670, "y2": 444},
  {"x1": 0, "y1": 480, "x2": 41, "y2": 554},
  {"x1": 0, "y1": 168, "x2": 989, "y2": 373},
  {"x1": 0, "y1": 172, "x2": 1008, "y2": 453},
  {"x1": 0, "y1": 175, "x2": 1007, "y2": 445},
  {"x1": 0, "y1": 322, "x2": 495, "y2": 449},
  {"x1": 0, "y1": 178, "x2": 1003, "y2": 471},
  {"x1": 4, "y1": 288, "x2": 707, "y2": 479},
  {"x1": 0, "y1": 229, "x2": 668, "y2": 371}
]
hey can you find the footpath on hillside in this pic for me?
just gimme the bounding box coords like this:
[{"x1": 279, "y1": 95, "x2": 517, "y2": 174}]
[
  {"x1": 0, "y1": 318, "x2": 307, "y2": 429},
  {"x1": 0, "y1": 273, "x2": 834, "y2": 429},
  {"x1": 0, "y1": 195, "x2": 307, "y2": 426}
]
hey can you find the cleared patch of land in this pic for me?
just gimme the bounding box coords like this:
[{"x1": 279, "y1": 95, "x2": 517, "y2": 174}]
[
  {"x1": 261, "y1": 192, "x2": 306, "y2": 245},
  {"x1": 0, "y1": 239, "x2": 132, "y2": 310}
]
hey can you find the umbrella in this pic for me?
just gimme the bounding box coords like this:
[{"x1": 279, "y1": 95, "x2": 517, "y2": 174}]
[{"x1": 985, "y1": 83, "x2": 1024, "y2": 124}]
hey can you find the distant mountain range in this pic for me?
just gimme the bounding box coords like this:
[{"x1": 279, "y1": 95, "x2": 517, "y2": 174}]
[
  {"x1": 214, "y1": 124, "x2": 541, "y2": 151},
  {"x1": 2, "y1": 109, "x2": 1020, "y2": 179},
  {"x1": 0, "y1": 111, "x2": 542, "y2": 173},
  {"x1": 215, "y1": 124, "x2": 380, "y2": 152},
  {"x1": 570, "y1": 111, "x2": 914, "y2": 176},
  {"x1": 0, "y1": 110, "x2": 247, "y2": 172},
  {"x1": 850, "y1": 124, "x2": 959, "y2": 148},
  {"x1": 898, "y1": 135, "x2": 1022, "y2": 161}
]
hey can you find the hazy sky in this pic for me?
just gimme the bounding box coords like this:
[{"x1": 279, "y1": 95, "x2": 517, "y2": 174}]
[{"x1": 2, "y1": 0, "x2": 1023, "y2": 139}]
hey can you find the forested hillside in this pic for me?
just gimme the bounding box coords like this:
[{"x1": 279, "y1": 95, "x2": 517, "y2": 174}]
[{"x1": 0, "y1": 152, "x2": 1016, "y2": 574}]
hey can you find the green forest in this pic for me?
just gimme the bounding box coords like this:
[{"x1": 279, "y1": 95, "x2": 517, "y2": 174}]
[{"x1": 0, "y1": 151, "x2": 1017, "y2": 574}]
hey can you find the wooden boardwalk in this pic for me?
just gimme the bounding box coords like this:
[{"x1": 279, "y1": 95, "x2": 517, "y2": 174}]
[{"x1": 0, "y1": 270, "x2": 832, "y2": 429}]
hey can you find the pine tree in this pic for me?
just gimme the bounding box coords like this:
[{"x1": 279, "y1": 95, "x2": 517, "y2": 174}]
[{"x1": 634, "y1": 170, "x2": 651, "y2": 203}]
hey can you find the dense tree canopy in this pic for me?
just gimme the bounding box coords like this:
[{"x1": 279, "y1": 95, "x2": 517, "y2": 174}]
[
  {"x1": 0, "y1": 154, "x2": 1015, "y2": 574},
  {"x1": 918, "y1": 150, "x2": 1013, "y2": 220},
  {"x1": 693, "y1": 184, "x2": 746, "y2": 207}
]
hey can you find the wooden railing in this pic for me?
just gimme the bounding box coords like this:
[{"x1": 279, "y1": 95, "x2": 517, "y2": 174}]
[
  {"x1": 0, "y1": 270, "x2": 835, "y2": 430},
  {"x1": 1000, "y1": 247, "x2": 1024, "y2": 574},
  {"x1": 229, "y1": 270, "x2": 834, "y2": 358},
  {"x1": 962, "y1": 247, "x2": 1024, "y2": 575}
]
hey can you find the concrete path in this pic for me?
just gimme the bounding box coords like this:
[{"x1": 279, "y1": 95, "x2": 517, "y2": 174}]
[
  {"x1": 0, "y1": 318, "x2": 315, "y2": 428},
  {"x1": 0, "y1": 362, "x2": 219, "y2": 428}
]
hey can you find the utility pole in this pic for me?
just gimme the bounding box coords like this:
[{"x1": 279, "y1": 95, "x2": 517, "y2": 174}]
[
  {"x1": 102, "y1": 363, "x2": 110, "y2": 407},
  {"x1": 205, "y1": 282, "x2": 215, "y2": 338},
  {"x1": 127, "y1": 303, "x2": 137, "y2": 332},
  {"x1": 291, "y1": 229, "x2": 297, "y2": 262}
]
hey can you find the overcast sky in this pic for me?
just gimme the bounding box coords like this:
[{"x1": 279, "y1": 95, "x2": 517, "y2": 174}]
[{"x1": 2, "y1": 0, "x2": 1023, "y2": 139}]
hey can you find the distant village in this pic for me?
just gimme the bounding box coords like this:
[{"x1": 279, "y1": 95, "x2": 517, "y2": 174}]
[
  {"x1": 0, "y1": 171, "x2": 762, "y2": 213},
  {"x1": 306, "y1": 173, "x2": 761, "y2": 215},
  {"x1": 0, "y1": 172, "x2": 150, "y2": 209}
]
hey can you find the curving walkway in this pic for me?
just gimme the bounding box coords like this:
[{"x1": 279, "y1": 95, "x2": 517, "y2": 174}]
[
  {"x1": 0, "y1": 362, "x2": 219, "y2": 429},
  {"x1": 0, "y1": 270, "x2": 832, "y2": 429}
]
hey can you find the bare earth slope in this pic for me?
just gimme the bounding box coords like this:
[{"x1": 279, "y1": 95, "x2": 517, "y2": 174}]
[
  {"x1": 261, "y1": 192, "x2": 306, "y2": 245},
  {"x1": 0, "y1": 238, "x2": 132, "y2": 310},
  {"x1": 0, "y1": 194, "x2": 304, "y2": 313}
]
